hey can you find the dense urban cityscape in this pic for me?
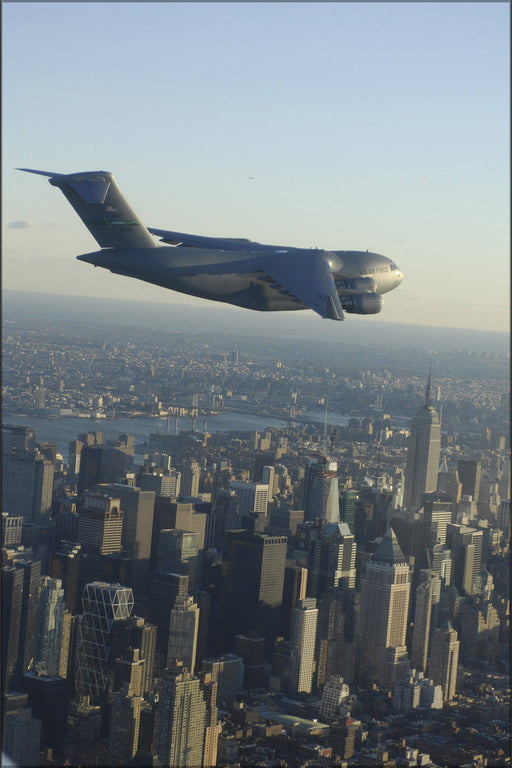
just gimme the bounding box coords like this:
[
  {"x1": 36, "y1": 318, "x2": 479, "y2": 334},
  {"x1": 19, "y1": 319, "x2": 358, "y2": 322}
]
[{"x1": 2, "y1": 296, "x2": 510, "y2": 768}]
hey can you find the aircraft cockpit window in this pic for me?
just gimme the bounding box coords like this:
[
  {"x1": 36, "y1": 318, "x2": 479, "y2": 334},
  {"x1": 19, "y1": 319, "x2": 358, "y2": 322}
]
[{"x1": 389, "y1": 262, "x2": 396, "y2": 270}]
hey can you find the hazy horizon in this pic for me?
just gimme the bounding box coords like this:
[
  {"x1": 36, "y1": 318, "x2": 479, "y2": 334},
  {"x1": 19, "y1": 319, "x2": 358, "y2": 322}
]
[{"x1": 3, "y1": 289, "x2": 509, "y2": 356}]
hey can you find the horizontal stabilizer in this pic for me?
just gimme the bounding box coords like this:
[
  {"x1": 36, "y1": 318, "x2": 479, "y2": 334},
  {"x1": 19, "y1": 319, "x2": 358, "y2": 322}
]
[{"x1": 19, "y1": 168, "x2": 156, "y2": 250}]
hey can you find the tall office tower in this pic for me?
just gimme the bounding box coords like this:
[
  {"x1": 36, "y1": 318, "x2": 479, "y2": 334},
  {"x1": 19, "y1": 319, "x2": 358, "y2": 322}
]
[
  {"x1": 236, "y1": 631, "x2": 265, "y2": 689},
  {"x1": 167, "y1": 594, "x2": 200, "y2": 673},
  {"x1": 151, "y1": 497, "x2": 207, "y2": 568},
  {"x1": 158, "y1": 528, "x2": 200, "y2": 592},
  {"x1": 230, "y1": 481, "x2": 269, "y2": 518},
  {"x1": 457, "y1": 459, "x2": 482, "y2": 504},
  {"x1": 2, "y1": 565, "x2": 24, "y2": 692},
  {"x1": 427, "y1": 621, "x2": 459, "y2": 701},
  {"x1": 111, "y1": 616, "x2": 157, "y2": 697},
  {"x1": 32, "y1": 576, "x2": 66, "y2": 676},
  {"x1": 2, "y1": 513, "x2": 23, "y2": 546},
  {"x1": 289, "y1": 597, "x2": 318, "y2": 695},
  {"x1": 429, "y1": 543, "x2": 452, "y2": 586},
  {"x1": 50, "y1": 541, "x2": 82, "y2": 613},
  {"x1": 2, "y1": 424, "x2": 37, "y2": 452},
  {"x1": 315, "y1": 587, "x2": 358, "y2": 687},
  {"x1": 75, "y1": 582, "x2": 134, "y2": 703},
  {"x1": 198, "y1": 671, "x2": 221, "y2": 768},
  {"x1": 68, "y1": 439, "x2": 83, "y2": 484},
  {"x1": 281, "y1": 562, "x2": 308, "y2": 637},
  {"x1": 302, "y1": 455, "x2": 340, "y2": 523},
  {"x1": 357, "y1": 528, "x2": 411, "y2": 689},
  {"x1": 108, "y1": 681, "x2": 143, "y2": 766},
  {"x1": 339, "y1": 490, "x2": 359, "y2": 532},
  {"x1": 207, "y1": 489, "x2": 239, "y2": 550},
  {"x1": 410, "y1": 570, "x2": 437, "y2": 672},
  {"x1": 109, "y1": 649, "x2": 144, "y2": 765},
  {"x1": 437, "y1": 467, "x2": 462, "y2": 505},
  {"x1": 222, "y1": 530, "x2": 287, "y2": 656},
  {"x1": 3, "y1": 707, "x2": 41, "y2": 767},
  {"x1": 446, "y1": 523, "x2": 483, "y2": 596},
  {"x1": 422, "y1": 493, "x2": 453, "y2": 546},
  {"x1": 149, "y1": 571, "x2": 189, "y2": 652},
  {"x1": 140, "y1": 469, "x2": 181, "y2": 498},
  {"x1": 112, "y1": 646, "x2": 144, "y2": 696},
  {"x1": 498, "y1": 498, "x2": 511, "y2": 540},
  {"x1": 201, "y1": 654, "x2": 244, "y2": 707},
  {"x1": 13, "y1": 558, "x2": 42, "y2": 678},
  {"x1": 403, "y1": 373, "x2": 441, "y2": 512},
  {"x1": 181, "y1": 459, "x2": 201, "y2": 498},
  {"x1": 262, "y1": 465, "x2": 276, "y2": 497},
  {"x1": 77, "y1": 445, "x2": 129, "y2": 493},
  {"x1": 2, "y1": 449, "x2": 54, "y2": 522},
  {"x1": 156, "y1": 663, "x2": 206, "y2": 768},
  {"x1": 309, "y1": 522, "x2": 357, "y2": 600},
  {"x1": 100, "y1": 483, "x2": 155, "y2": 597},
  {"x1": 77, "y1": 491, "x2": 123, "y2": 555}
]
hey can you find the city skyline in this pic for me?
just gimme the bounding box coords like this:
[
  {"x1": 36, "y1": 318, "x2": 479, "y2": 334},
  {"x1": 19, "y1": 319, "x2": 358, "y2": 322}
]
[{"x1": 3, "y1": 2, "x2": 509, "y2": 333}]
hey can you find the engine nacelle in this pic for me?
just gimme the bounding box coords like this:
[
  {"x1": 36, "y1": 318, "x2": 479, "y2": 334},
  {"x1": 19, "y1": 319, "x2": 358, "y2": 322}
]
[
  {"x1": 341, "y1": 292, "x2": 383, "y2": 314},
  {"x1": 336, "y1": 276, "x2": 377, "y2": 293}
]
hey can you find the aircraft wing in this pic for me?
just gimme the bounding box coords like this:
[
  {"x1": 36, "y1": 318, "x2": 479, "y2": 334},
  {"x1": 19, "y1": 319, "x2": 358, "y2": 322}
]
[
  {"x1": 148, "y1": 227, "x2": 255, "y2": 250},
  {"x1": 261, "y1": 251, "x2": 345, "y2": 321}
]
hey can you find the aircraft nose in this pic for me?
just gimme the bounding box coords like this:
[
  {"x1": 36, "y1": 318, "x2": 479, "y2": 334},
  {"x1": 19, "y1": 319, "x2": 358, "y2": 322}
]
[{"x1": 395, "y1": 269, "x2": 404, "y2": 285}]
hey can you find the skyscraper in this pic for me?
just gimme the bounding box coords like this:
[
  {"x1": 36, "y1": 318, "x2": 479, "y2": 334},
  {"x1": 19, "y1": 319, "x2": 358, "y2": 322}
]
[
  {"x1": 75, "y1": 582, "x2": 134, "y2": 703},
  {"x1": 2, "y1": 565, "x2": 24, "y2": 692},
  {"x1": 457, "y1": 459, "x2": 482, "y2": 504},
  {"x1": 410, "y1": 571, "x2": 436, "y2": 673},
  {"x1": 404, "y1": 373, "x2": 441, "y2": 512},
  {"x1": 427, "y1": 621, "x2": 459, "y2": 701},
  {"x1": 100, "y1": 483, "x2": 155, "y2": 597},
  {"x1": 222, "y1": 530, "x2": 287, "y2": 656},
  {"x1": 446, "y1": 523, "x2": 483, "y2": 596},
  {"x1": 308, "y1": 521, "x2": 357, "y2": 599},
  {"x1": 229, "y1": 481, "x2": 269, "y2": 519},
  {"x1": 422, "y1": 493, "x2": 453, "y2": 546},
  {"x1": 289, "y1": 597, "x2": 318, "y2": 695},
  {"x1": 77, "y1": 491, "x2": 123, "y2": 555},
  {"x1": 302, "y1": 455, "x2": 339, "y2": 523},
  {"x1": 2, "y1": 448, "x2": 54, "y2": 522},
  {"x1": 156, "y1": 663, "x2": 206, "y2": 768},
  {"x1": 109, "y1": 648, "x2": 145, "y2": 765},
  {"x1": 149, "y1": 570, "x2": 189, "y2": 653},
  {"x1": 14, "y1": 557, "x2": 42, "y2": 679},
  {"x1": 158, "y1": 528, "x2": 200, "y2": 592},
  {"x1": 3, "y1": 707, "x2": 41, "y2": 767},
  {"x1": 357, "y1": 528, "x2": 411, "y2": 689},
  {"x1": 167, "y1": 594, "x2": 200, "y2": 673},
  {"x1": 181, "y1": 459, "x2": 201, "y2": 498},
  {"x1": 33, "y1": 576, "x2": 67, "y2": 677}
]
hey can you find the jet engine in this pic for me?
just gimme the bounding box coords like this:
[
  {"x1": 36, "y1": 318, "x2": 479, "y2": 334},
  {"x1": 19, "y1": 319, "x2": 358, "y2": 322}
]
[{"x1": 341, "y1": 292, "x2": 383, "y2": 314}]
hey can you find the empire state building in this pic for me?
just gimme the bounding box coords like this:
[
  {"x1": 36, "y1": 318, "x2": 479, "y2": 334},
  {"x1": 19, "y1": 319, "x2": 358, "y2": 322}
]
[{"x1": 403, "y1": 372, "x2": 441, "y2": 512}]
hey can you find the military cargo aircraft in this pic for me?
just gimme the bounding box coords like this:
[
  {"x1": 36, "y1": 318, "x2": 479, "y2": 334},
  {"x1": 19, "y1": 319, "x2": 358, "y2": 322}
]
[{"x1": 19, "y1": 169, "x2": 403, "y2": 321}]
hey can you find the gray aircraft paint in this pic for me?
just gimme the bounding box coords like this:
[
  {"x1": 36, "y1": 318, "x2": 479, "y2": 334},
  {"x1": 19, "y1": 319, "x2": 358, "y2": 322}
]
[{"x1": 19, "y1": 169, "x2": 404, "y2": 321}]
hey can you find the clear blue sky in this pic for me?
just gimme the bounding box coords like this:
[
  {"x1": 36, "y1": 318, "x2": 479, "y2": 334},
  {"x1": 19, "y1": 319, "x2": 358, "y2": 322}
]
[{"x1": 3, "y1": 2, "x2": 509, "y2": 332}]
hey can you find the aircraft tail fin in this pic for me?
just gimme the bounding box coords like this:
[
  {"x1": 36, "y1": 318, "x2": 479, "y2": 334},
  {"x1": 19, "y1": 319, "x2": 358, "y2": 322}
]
[{"x1": 18, "y1": 169, "x2": 157, "y2": 249}]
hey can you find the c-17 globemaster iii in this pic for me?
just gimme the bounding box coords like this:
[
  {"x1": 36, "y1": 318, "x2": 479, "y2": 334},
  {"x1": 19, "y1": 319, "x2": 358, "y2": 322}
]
[{"x1": 19, "y1": 169, "x2": 404, "y2": 321}]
